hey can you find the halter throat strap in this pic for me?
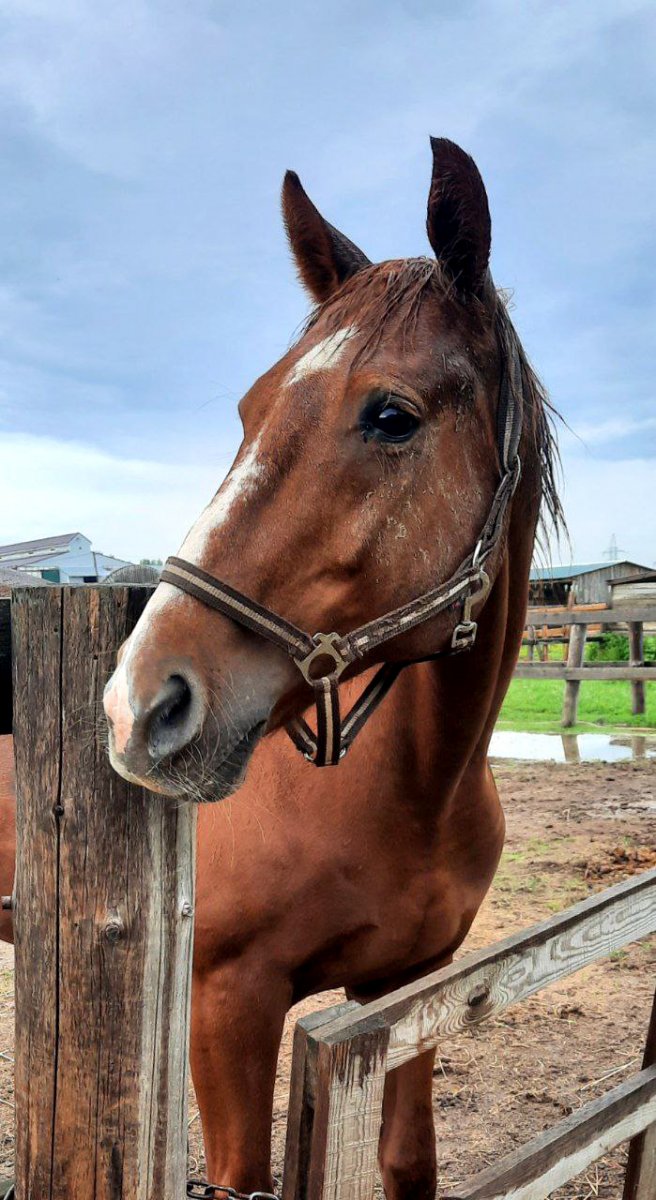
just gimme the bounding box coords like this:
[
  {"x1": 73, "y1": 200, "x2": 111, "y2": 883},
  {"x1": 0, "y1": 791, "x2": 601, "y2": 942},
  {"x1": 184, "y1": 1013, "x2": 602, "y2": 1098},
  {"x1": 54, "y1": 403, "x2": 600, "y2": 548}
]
[{"x1": 160, "y1": 333, "x2": 523, "y2": 768}]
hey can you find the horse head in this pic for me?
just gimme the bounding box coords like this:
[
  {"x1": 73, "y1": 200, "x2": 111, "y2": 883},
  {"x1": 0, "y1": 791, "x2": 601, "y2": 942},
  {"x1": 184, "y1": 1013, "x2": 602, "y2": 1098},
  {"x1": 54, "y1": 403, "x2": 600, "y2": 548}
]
[{"x1": 103, "y1": 138, "x2": 556, "y2": 799}]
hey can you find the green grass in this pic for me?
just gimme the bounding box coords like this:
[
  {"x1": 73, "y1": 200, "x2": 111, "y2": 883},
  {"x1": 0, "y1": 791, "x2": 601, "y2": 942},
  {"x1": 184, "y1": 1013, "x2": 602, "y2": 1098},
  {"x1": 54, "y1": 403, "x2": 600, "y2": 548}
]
[{"x1": 498, "y1": 678, "x2": 656, "y2": 735}]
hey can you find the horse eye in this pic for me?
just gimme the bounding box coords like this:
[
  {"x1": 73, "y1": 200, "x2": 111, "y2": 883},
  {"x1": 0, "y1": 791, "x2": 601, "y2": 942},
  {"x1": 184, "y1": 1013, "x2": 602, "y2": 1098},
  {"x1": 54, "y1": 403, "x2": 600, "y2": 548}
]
[{"x1": 361, "y1": 398, "x2": 420, "y2": 444}]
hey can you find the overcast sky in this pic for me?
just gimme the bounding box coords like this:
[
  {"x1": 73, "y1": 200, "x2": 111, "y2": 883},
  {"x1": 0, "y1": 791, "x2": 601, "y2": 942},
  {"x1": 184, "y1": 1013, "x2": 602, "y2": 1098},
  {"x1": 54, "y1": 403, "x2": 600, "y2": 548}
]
[{"x1": 1, "y1": 0, "x2": 654, "y2": 566}]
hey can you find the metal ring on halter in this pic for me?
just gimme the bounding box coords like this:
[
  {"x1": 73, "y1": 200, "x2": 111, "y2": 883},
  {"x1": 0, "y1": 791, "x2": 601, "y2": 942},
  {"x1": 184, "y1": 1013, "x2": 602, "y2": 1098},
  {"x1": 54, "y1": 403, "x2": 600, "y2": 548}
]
[{"x1": 294, "y1": 632, "x2": 350, "y2": 684}]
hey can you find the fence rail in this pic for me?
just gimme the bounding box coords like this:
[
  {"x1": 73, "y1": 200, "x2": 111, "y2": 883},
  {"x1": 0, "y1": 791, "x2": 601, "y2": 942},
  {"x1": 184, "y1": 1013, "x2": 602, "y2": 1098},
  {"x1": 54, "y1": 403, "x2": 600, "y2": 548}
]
[
  {"x1": 517, "y1": 603, "x2": 656, "y2": 726},
  {"x1": 283, "y1": 869, "x2": 656, "y2": 1200}
]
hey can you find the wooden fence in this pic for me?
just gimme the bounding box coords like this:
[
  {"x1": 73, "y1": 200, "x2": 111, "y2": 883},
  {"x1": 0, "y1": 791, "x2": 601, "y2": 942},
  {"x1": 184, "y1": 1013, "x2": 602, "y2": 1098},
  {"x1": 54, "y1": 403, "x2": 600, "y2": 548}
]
[
  {"x1": 4, "y1": 586, "x2": 656, "y2": 1199},
  {"x1": 517, "y1": 605, "x2": 656, "y2": 727},
  {"x1": 283, "y1": 869, "x2": 656, "y2": 1200}
]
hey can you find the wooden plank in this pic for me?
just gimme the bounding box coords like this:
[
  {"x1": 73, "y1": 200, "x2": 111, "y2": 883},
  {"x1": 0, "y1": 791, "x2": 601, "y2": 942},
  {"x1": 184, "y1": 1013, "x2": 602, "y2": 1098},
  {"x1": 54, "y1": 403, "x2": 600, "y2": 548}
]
[
  {"x1": 562, "y1": 622, "x2": 587, "y2": 727},
  {"x1": 443, "y1": 1066, "x2": 656, "y2": 1200},
  {"x1": 283, "y1": 1002, "x2": 360, "y2": 1200},
  {"x1": 629, "y1": 621, "x2": 646, "y2": 716},
  {"x1": 12, "y1": 587, "x2": 62, "y2": 1199},
  {"x1": 514, "y1": 664, "x2": 655, "y2": 680},
  {"x1": 0, "y1": 599, "x2": 10, "y2": 734},
  {"x1": 310, "y1": 1028, "x2": 389, "y2": 1200},
  {"x1": 311, "y1": 869, "x2": 656, "y2": 1071},
  {"x1": 12, "y1": 586, "x2": 196, "y2": 1200},
  {"x1": 526, "y1": 606, "x2": 656, "y2": 627},
  {"x1": 624, "y1": 986, "x2": 656, "y2": 1200}
]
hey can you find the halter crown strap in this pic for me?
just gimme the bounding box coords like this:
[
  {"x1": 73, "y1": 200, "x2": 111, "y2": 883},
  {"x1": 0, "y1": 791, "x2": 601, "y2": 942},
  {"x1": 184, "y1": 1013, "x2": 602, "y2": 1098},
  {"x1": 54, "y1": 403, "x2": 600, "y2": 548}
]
[{"x1": 160, "y1": 336, "x2": 523, "y2": 769}]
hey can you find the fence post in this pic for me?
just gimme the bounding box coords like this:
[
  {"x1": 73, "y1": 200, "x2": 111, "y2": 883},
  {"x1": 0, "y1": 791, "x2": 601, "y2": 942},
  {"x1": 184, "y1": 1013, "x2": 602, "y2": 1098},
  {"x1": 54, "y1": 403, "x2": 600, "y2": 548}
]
[
  {"x1": 285, "y1": 1022, "x2": 389, "y2": 1200},
  {"x1": 526, "y1": 625, "x2": 535, "y2": 663},
  {"x1": 623, "y1": 985, "x2": 656, "y2": 1200},
  {"x1": 629, "y1": 621, "x2": 646, "y2": 717},
  {"x1": 562, "y1": 622, "x2": 587, "y2": 728},
  {"x1": 12, "y1": 585, "x2": 197, "y2": 1200}
]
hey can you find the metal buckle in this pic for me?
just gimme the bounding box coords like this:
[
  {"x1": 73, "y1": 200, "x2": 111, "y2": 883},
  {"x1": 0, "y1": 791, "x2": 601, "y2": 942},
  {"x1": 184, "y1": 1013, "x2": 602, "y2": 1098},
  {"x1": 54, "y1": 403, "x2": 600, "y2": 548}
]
[
  {"x1": 451, "y1": 619, "x2": 478, "y2": 651},
  {"x1": 296, "y1": 632, "x2": 349, "y2": 684},
  {"x1": 451, "y1": 570, "x2": 491, "y2": 652}
]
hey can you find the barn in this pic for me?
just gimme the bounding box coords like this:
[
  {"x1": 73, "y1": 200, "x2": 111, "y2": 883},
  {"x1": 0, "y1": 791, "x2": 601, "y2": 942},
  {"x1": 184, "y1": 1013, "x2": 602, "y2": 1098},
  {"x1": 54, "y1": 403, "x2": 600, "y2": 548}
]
[
  {"x1": 0, "y1": 532, "x2": 130, "y2": 584},
  {"x1": 609, "y1": 569, "x2": 656, "y2": 609},
  {"x1": 529, "y1": 560, "x2": 651, "y2": 607}
]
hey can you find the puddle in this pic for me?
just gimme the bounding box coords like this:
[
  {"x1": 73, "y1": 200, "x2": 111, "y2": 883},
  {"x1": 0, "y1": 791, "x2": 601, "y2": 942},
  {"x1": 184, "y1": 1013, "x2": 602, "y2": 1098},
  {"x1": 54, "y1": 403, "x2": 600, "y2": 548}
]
[{"x1": 490, "y1": 731, "x2": 656, "y2": 764}]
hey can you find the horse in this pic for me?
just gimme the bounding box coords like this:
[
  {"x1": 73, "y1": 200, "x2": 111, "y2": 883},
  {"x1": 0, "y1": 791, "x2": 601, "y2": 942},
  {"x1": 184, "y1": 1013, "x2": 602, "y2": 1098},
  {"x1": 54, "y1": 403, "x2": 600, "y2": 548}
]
[{"x1": 0, "y1": 138, "x2": 560, "y2": 1199}]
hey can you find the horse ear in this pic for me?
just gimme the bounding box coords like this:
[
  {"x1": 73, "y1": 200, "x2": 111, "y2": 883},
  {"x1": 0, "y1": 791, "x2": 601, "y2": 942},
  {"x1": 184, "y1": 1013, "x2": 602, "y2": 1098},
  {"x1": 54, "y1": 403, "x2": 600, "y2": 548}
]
[
  {"x1": 282, "y1": 171, "x2": 371, "y2": 303},
  {"x1": 426, "y1": 138, "x2": 491, "y2": 296}
]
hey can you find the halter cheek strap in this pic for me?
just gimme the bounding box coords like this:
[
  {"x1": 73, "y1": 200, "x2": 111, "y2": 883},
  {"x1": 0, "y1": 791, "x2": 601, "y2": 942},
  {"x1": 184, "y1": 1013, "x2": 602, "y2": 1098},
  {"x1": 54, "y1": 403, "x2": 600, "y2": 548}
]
[{"x1": 160, "y1": 332, "x2": 523, "y2": 768}]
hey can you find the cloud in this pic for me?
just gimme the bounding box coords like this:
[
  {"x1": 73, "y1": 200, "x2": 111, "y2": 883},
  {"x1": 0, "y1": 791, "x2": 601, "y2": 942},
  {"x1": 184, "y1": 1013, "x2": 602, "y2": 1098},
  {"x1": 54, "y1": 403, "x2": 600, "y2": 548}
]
[
  {"x1": 563, "y1": 415, "x2": 656, "y2": 449},
  {"x1": 558, "y1": 447, "x2": 655, "y2": 567},
  {"x1": 0, "y1": 0, "x2": 654, "y2": 563},
  {"x1": 0, "y1": 432, "x2": 233, "y2": 560}
]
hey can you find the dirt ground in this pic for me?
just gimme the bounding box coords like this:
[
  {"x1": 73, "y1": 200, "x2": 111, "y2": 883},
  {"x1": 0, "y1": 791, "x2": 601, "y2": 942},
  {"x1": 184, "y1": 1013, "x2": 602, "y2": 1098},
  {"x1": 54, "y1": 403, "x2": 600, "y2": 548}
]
[{"x1": 0, "y1": 760, "x2": 655, "y2": 1197}]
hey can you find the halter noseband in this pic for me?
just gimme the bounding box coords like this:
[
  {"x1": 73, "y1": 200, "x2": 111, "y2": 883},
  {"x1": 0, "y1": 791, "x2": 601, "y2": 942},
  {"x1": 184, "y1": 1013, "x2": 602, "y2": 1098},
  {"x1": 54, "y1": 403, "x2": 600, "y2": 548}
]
[{"x1": 161, "y1": 332, "x2": 523, "y2": 768}]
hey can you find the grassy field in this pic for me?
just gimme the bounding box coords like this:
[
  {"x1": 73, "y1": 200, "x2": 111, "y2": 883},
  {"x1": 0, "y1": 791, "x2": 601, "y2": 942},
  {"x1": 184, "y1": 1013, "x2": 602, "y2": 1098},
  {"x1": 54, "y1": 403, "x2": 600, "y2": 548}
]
[{"x1": 498, "y1": 678, "x2": 656, "y2": 734}]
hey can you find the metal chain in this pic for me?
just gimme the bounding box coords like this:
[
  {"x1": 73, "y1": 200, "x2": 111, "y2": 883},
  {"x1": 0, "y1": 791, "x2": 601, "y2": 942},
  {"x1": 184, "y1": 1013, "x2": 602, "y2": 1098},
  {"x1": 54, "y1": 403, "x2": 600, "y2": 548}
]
[{"x1": 187, "y1": 1179, "x2": 281, "y2": 1200}]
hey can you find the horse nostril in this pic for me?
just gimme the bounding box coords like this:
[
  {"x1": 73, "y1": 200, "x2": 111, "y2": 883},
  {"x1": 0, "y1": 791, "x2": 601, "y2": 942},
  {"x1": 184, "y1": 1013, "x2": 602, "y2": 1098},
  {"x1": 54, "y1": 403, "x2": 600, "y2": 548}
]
[{"x1": 147, "y1": 674, "x2": 197, "y2": 762}]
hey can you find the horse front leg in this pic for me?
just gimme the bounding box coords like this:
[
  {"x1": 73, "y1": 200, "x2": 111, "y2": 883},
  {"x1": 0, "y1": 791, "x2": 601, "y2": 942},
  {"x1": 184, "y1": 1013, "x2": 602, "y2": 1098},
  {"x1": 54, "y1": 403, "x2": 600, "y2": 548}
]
[
  {"x1": 190, "y1": 957, "x2": 291, "y2": 1194},
  {"x1": 378, "y1": 1048, "x2": 438, "y2": 1200}
]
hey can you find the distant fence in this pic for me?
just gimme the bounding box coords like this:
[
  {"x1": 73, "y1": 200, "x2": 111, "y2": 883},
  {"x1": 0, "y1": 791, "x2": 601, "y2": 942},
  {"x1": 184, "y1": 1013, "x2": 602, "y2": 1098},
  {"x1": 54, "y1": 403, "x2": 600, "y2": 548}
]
[
  {"x1": 516, "y1": 606, "x2": 656, "y2": 727},
  {"x1": 283, "y1": 870, "x2": 656, "y2": 1200}
]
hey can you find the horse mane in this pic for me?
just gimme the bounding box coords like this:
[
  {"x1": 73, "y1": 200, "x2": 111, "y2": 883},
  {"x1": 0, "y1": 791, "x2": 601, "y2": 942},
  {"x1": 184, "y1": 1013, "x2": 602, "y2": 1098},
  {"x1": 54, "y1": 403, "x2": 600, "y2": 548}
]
[{"x1": 298, "y1": 257, "x2": 565, "y2": 550}]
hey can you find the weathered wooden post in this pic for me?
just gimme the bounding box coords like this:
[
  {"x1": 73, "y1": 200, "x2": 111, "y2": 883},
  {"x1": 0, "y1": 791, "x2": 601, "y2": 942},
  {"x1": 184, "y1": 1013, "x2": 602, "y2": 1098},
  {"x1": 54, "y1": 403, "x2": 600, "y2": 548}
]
[
  {"x1": 284, "y1": 1013, "x2": 389, "y2": 1200},
  {"x1": 624, "y1": 985, "x2": 656, "y2": 1200},
  {"x1": 562, "y1": 621, "x2": 587, "y2": 728},
  {"x1": 12, "y1": 586, "x2": 196, "y2": 1200},
  {"x1": 629, "y1": 621, "x2": 646, "y2": 717}
]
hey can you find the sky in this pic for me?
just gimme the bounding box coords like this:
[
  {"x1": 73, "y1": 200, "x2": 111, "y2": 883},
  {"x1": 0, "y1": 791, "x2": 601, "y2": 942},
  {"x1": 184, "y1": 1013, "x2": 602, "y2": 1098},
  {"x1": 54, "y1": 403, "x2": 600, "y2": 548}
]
[{"x1": 0, "y1": 0, "x2": 654, "y2": 566}]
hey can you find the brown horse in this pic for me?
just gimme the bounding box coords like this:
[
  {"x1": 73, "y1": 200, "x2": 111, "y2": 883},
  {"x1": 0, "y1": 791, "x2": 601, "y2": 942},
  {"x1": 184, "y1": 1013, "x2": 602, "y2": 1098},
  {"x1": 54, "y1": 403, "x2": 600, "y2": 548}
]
[{"x1": 1, "y1": 139, "x2": 560, "y2": 1198}]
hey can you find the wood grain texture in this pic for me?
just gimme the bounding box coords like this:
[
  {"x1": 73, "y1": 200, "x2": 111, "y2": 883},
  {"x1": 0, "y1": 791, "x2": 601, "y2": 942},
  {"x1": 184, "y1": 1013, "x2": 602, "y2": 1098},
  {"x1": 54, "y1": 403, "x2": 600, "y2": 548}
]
[
  {"x1": 310, "y1": 1028, "x2": 389, "y2": 1200},
  {"x1": 623, "y1": 987, "x2": 656, "y2": 1200},
  {"x1": 283, "y1": 1003, "x2": 359, "y2": 1200},
  {"x1": 12, "y1": 586, "x2": 196, "y2": 1200},
  {"x1": 312, "y1": 869, "x2": 656, "y2": 1071},
  {"x1": 0, "y1": 599, "x2": 10, "y2": 735},
  {"x1": 443, "y1": 1066, "x2": 656, "y2": 1200}
]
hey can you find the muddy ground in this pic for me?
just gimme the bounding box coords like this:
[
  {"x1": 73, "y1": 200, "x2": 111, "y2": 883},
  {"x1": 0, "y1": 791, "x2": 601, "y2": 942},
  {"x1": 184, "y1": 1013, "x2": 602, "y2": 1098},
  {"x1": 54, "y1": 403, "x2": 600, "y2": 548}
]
[{"x1": 0, "y1": 760, "x2": 654, "y2": 1197}]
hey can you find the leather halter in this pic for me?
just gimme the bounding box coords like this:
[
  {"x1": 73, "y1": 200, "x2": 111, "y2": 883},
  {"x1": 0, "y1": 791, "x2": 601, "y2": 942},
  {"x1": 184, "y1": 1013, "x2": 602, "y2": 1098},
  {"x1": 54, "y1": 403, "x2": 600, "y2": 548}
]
[{"x1": 161, "y1": 327, "x2": 523, "y2": 768}]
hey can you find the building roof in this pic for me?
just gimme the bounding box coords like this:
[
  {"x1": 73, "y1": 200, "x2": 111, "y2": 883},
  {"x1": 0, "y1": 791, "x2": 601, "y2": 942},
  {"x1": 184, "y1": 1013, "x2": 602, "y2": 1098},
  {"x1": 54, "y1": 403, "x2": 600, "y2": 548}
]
[
  {"x1": 0, "y1": 552, "x2": 64, "y2": 570},
  {"x1": 0, "y1": 567, "x2": 55, "y2": 588},
  {"x1": 0, "y1": 532, "x2": 82, "y2": 558},
  {"x1": 530, "y1": 561, "x2": 646, "y2": 582},
  {"x1": 610, "y1": 570, "x2": 656, "y2": 587},
  {"x1": 102, "y1": 563, "x2": 159, "y2": 585}
]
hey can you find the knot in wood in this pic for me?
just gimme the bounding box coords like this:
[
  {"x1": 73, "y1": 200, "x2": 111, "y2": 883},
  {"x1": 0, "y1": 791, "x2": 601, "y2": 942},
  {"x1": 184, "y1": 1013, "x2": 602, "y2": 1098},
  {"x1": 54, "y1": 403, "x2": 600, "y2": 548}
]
[
  {"x1": 103, "y1": 918, "x2": 125, "y2": 943},
  {"x1": 466, "y1": 982, "x2": 491, "y2": 1011},
  {"x1": 181, "y1": 901, "x2": 194, "y2": 919}
]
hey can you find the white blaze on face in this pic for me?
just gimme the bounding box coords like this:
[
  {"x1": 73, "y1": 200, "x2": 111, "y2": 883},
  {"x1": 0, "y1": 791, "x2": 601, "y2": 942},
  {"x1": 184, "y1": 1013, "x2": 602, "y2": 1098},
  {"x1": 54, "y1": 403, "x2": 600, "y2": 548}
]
[
  {"x1": 178, "y1": 433, "x2": 265, "y2": 563},
  {"x1": 104, "y1": 436, "x2": 266, "y2": 765},
  {"x1": 103, "y1": 583, "x2": 184, "y2": 761},
  {"x1": 287, "y1": 325, "x2": 357, "y2": 386}
]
